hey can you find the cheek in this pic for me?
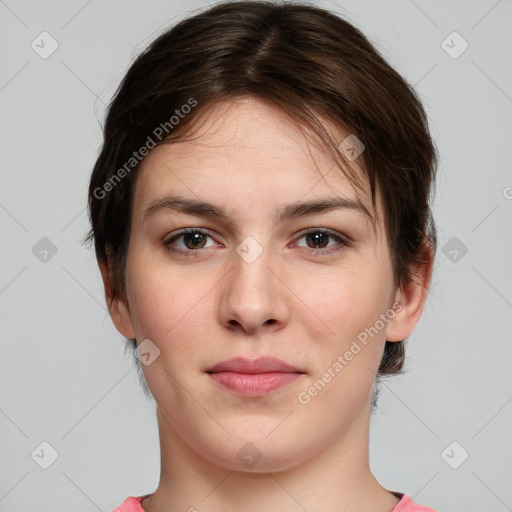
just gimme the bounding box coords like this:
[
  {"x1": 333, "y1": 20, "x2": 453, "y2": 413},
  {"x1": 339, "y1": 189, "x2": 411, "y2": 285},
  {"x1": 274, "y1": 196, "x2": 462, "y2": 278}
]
[
  {"x1": 300, "y1": 276, "x2": 387, "y2": 415},
  {"x1": 298, "y1": 269, "x2": 392, "y2": 406},
  {"x1": 125, "y1": 256, "x2": 219, "y2": 362},
  {"x1": 305, "y1": 265, "x2": 391, "y2": 342}
]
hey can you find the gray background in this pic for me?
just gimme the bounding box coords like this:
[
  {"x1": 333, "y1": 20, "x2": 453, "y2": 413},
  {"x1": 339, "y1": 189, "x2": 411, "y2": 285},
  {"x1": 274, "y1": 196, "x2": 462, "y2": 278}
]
[{"x1": 1, "y1": 0, "x2": 511, "y2": 510}]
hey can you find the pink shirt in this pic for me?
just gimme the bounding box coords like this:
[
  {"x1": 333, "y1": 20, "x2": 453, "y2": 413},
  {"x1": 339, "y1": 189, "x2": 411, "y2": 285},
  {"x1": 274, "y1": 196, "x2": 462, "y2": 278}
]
[{"x1": 113, "y1": 493, "x2": 438, "y2": 511}]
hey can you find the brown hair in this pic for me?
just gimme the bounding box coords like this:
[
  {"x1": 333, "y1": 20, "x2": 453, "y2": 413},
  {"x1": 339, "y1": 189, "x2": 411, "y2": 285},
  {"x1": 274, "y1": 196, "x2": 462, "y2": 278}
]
[{"x1": 83, "y1": 0, "x2": 438, "y2": 402}]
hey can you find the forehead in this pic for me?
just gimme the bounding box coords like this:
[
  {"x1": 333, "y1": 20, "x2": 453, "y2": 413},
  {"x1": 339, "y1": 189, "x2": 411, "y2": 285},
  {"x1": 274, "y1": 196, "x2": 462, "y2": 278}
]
[{"x1": 132, "y1": 97, "x2": 379, "y2": 226}]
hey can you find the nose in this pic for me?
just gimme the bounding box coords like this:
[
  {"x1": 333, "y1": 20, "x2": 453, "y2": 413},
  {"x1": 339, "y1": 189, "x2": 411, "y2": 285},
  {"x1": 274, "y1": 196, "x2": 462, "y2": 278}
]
[{"x1": 218, "y1": 239, "x2": 291, "y2": 335}]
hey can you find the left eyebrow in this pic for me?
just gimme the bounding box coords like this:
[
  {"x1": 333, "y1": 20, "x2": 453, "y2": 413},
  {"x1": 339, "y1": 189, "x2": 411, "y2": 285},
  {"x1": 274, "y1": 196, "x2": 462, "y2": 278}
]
[
  {"x1": 275, "y1": 196, "x2": 373, "y2": 224},
  {"x1": 143, "y1": 194, "x2": 374, "y2": 225}
]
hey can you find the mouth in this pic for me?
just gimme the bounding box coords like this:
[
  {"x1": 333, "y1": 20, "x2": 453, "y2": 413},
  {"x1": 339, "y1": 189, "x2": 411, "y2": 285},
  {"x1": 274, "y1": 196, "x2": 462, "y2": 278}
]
[{"x1": 205, "y1": 356, "x2": 306, "y2": 397}]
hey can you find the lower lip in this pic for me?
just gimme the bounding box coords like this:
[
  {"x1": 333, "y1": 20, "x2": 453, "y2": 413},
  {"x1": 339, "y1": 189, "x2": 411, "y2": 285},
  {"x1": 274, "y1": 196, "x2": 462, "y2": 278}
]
[{"x1": 207, "y1": 371, "x2": 303, "y2": 396}]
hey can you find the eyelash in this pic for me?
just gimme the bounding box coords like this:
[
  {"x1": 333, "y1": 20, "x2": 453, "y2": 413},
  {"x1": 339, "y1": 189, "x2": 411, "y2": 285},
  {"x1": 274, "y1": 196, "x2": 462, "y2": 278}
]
[{"x1": 163, "y1": 228, "x2": 350, "y2": 257}]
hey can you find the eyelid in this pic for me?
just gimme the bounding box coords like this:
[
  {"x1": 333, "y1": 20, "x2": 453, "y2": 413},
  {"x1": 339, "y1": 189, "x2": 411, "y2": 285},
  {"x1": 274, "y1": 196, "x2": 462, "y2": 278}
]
[
  {"x1": 292, "y1": 227, "x2": 351, "y2": 252},
  {"x1": 297, "y1": 227, "x2": 351, "y2": 243},
  {"x1": 163, "y1": 227, "x2": 219, "y2": 248}
]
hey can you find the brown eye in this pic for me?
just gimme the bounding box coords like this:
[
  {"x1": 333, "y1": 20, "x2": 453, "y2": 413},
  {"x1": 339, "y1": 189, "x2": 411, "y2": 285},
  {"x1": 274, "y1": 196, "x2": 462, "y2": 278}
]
[
  {"x1": 164, "y1": 228, "x2": 216, "y2": 256},
  {"x1": 305, "y1": 231, "x2": 330, "y2": 249},
  {"x1": 296, "y1": 229, "x2": 349, "y2": 254},
  {"x1": 182, "y1": 232, "x2": 208, "y2": 249}
]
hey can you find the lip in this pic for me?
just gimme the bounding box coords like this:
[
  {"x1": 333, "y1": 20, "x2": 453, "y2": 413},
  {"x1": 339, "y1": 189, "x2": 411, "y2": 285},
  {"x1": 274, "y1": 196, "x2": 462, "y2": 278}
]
[
  {"x1": 205, "y1": 357, "x2": 305, "y2": 397},
  {"x1": 205, "y1": 356, "x2": 303, "y2": 374}
]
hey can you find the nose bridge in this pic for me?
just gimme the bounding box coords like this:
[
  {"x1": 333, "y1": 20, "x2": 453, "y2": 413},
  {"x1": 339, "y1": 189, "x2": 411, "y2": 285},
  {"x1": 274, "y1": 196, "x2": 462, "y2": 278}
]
[
  {"x1": 231, "y1": 234, "x2": 276, "y2": 300},
  {"x1": 220, "y1": 234, "x2": 288, "y2": 332}
]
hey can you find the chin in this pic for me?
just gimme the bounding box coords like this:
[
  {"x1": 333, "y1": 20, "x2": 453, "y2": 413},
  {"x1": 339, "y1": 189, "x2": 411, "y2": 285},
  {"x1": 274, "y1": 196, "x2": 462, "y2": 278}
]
[{"x1": 199, "y1": 429, "x2": 318, "y2": 474}]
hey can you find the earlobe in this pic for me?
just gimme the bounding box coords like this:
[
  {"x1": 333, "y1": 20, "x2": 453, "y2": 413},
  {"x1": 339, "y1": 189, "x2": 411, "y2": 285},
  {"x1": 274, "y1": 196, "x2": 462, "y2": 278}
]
[
  {"x1": 385, "y1": 242, "x2": 434, "y2": 342},
  {"x1": 98, "y1": 251, "x2": 136, "y2": 340}
]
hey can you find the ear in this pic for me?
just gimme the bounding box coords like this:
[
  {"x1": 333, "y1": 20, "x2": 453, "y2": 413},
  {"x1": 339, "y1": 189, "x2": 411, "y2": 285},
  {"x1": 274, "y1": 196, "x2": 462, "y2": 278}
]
[
  {"x1": 385, "y1": 241, "x2": 434, "y2": 342},
  {"x1": 98, "y1": 247, "x2": 136, "y2": 340}
]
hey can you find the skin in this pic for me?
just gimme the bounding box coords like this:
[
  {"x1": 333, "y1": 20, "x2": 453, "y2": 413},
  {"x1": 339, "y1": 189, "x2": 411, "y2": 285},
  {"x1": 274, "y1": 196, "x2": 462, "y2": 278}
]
[{"x1": 100, "y1": 97, "x2": 433, "y2": 512}]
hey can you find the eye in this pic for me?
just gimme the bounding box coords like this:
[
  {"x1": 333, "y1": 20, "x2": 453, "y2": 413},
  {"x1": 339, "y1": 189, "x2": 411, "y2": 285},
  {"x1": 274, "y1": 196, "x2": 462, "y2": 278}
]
[
  {"x1": 163, "y1": 227, "x2": 350, "y2": 258},
  {"x1": 163, "y1": 228, "x2": 217, "y2": 256},
  {"x1": 295, "y1": 228, "x2": 350, "y2": 255}
]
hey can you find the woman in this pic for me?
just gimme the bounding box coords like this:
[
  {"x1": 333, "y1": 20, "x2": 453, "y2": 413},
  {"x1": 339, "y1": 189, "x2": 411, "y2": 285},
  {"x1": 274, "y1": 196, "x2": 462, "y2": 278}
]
[{"x1": 84, "y1": 2, "x2": 439, "y2": 510}]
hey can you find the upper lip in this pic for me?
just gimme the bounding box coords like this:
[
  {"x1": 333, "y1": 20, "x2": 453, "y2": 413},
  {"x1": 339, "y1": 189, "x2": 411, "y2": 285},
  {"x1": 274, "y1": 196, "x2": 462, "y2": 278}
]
[{"x1": 205, "y1": 356, "x2": 304, "y2": 374}]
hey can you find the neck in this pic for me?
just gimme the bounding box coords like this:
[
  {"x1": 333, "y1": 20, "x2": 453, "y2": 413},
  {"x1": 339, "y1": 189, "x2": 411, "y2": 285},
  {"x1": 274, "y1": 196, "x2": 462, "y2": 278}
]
[{"x1": 142, "y1": 400, "x2": 400, "y2": 512}]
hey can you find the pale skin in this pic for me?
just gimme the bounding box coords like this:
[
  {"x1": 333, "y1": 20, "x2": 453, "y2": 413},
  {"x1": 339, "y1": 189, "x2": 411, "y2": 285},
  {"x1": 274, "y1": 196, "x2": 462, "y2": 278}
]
[{"x1": 99, "y1": 97, "x2": 433, "y2": 512}]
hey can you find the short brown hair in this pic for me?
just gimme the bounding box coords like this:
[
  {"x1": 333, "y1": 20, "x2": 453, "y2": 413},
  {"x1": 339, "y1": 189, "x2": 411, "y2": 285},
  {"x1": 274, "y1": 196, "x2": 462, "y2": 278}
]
[{"x1": 84, "y1": 0, "x2": 438, "y2": 400}]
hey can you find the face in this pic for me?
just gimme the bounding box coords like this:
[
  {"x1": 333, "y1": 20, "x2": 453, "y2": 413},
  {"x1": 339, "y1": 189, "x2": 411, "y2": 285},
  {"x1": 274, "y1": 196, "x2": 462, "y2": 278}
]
[{"x1": 105, "y1": 97, "x2": 419, "y2": 472}]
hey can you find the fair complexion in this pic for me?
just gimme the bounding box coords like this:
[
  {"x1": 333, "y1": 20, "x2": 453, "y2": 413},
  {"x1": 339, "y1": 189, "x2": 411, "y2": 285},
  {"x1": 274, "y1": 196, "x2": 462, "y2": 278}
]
[{"x1": 100, "y1": 97, "x2": 432, "y2": 512}]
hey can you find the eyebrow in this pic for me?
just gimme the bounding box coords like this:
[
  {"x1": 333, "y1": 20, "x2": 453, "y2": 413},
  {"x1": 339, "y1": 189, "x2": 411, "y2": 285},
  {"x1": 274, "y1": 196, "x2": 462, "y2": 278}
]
[{"x1": 143, "y1": 194, "x2": 373, "y2": 225}]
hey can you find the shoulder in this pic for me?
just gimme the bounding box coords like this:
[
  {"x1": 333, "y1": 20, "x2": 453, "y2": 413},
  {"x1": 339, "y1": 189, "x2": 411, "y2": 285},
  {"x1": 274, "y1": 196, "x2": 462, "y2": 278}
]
[
  {"x1": 112, "y1": 496, "x2": 145, "y2": 512},
  {"x1": 392, "y1": 494, "x2": 439, "y2": 512}
]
